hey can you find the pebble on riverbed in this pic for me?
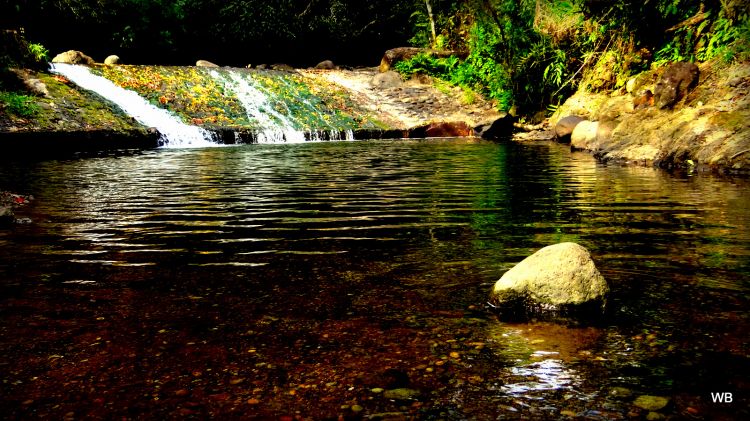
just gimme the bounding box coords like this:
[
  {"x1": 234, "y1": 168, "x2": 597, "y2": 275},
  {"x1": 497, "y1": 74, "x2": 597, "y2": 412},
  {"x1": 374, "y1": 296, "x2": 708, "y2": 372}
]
[{"x1": 633, "y1": 395, "x2": 671, "y2": 411}]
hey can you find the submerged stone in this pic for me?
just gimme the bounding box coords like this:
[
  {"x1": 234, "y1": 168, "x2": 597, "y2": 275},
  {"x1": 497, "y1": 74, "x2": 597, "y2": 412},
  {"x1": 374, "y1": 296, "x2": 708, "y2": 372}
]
[
  {"x1": 382, "y1": 388, "x2": 420, "y2": 401},
  {"x1": 633, "y1": 395, "x2": 671, "y2": 411},
  {"x1": 489, "y1": 242, "x2": 608, "y2": 316}
]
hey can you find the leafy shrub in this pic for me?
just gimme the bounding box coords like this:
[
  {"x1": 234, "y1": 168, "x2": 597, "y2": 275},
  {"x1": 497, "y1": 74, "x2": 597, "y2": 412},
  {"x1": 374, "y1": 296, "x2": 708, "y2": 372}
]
[
  {"x1": 0, "y1": 91, "x2": 40, "y2": 117},
  {"x1": 27, "y1": 43, "x2": 49, "y2": 63}
]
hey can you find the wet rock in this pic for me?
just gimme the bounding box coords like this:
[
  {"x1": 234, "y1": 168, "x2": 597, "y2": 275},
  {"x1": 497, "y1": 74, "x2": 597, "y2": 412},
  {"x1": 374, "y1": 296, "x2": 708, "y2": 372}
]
[
  {"x1": 490, "y1": 242, "x2": 609, "y2": 315},
  {"x1": 383, "y1": 388, "x2": 420, "y2": 401},
  {"x1": 555, "y1": 115, "x2": 584, "y2": 142},
  {"x1": 633, "y1": 395, "x2": 670, "y2": 411},
  {"x1": 413, "y1": 121, "x2": 473, "y2": 138},
  {"x1": 52, "y1": 50, "x2": 95, "y2": 65},
  {"x1": 477, "y1": 114, "x2": 515, "y2": 140},
  {"x1": 371, "y1": 71, "x2": 403, "y2": 89},
  {"x1": 104, "y1": 55, "x2": 120, "y2": 65},
  {"x1": 0, "y1": 206, "x2": 13, "y2": 225},
  {"x1": 608, "y1": 386, "x2": 633, "y2": 399},
  {"x1": 654, "y1": 62, "x2": 699, "y2": 109},
  {"x1": 196, "y1": 59, "x2": 219, "y2": 68}
]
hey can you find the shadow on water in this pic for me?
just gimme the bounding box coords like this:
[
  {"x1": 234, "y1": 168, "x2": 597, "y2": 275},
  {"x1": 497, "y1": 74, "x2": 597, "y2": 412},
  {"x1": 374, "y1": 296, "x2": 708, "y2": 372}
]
[{"x1": 0, "y1": 139, "x2": 748, "y2": 419}]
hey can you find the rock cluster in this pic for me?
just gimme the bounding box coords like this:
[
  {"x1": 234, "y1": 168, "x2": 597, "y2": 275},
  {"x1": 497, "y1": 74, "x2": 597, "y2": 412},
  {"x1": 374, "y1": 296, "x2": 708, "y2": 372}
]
[
  {"x1": 551, "y1": 60, "x2": 750, "y2": 173},
  {"x1": 1, "y1": 191, "x2": 33, "y2": 226}
]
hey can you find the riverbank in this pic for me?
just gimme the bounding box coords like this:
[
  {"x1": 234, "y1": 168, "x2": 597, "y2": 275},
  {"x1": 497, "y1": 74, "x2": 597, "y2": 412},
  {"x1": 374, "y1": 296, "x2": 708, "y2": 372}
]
[
  {"x1": 550, "y1": 59, "x2": 750, "y2": 175},
  {"x1": 2, "y1": 61, "x2": 749, "y2": 176}
]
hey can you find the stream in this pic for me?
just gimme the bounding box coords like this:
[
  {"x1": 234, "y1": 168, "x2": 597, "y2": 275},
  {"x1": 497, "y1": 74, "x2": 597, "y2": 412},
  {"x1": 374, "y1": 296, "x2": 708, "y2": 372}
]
[{"x1": 1, "y1": 139, "x2": 748, "y2": 419}]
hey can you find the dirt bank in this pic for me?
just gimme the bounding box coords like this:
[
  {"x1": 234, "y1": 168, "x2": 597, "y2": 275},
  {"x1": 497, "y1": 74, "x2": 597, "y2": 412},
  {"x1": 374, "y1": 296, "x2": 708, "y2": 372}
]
[
  {"x1": 302, "y1": 67, "x2": 502, "y2": 130},
  {"x1": 550, "y1": 60, "x2": 750, "y2": 175}
]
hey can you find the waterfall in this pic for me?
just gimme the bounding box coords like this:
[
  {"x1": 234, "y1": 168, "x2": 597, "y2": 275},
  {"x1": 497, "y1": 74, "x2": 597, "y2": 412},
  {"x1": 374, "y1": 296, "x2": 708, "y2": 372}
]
[
  {"x1": 209, "y1": 70, "x2": 307, "y2": 143},
  {"x1": 209, "y1": 70, "x2": 356, "y2": 143},
  {"x1": 50, "y1": 63, "x2": 218, "y2": 148}
]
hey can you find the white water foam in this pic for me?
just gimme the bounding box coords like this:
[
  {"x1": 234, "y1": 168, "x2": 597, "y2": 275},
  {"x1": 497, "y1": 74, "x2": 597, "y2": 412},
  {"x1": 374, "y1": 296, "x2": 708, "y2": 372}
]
[
  {"x1": 50, "y1": 63, "x2": 218, "y2": 148},
  {"x1": 210, "y1": 70, "x2": 307, "y2": 143}
]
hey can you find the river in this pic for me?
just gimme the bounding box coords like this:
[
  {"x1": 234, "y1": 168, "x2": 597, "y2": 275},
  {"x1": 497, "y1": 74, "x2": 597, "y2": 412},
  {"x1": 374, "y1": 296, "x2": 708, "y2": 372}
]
[{"x1": 1, "y1": 139, "x2": 748, "y2": 419}]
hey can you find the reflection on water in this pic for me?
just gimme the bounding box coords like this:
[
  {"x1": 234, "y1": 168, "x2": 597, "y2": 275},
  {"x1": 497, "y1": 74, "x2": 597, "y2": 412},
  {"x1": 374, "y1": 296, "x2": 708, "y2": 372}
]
[
  {"x1": 0, "y1": 139, "x2": 748, "y2": 419},
  {"x1": 504, "y1": 359, "x2": 580, "y2": 395}
]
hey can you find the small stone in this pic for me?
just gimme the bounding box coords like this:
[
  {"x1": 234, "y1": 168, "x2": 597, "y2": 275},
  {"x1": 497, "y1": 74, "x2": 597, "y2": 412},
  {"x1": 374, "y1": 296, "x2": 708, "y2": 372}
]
[
  {"x1": 609, "y1": 387, "x2": 633, "y2": 399},
  {"x1": 351, "y1": 405, "x2": 364, "y2": 412},
  {"x1": 175, "y1": 389, "x2": 190, "y2": 397},
  {"x1": 560, "y1": 410, "x2": 577, "y2": 417},
  {"x1": 371, "y1": 388, "x2": 384, "y2": 394},
  {"x1": 247, "y1": 398, "x2": 260, "y2": 405},
  {"x1": 633, "y1": 395, "x2": 670, "y2": 411},
  {"x1": 646, "y1": 412, "x2": 666, "y2": 421},
  {"x1": 229, "y1": 377, "x2": 244, "y2": 385},
  {"x1": 383, "y1": 388, "x2": 420, "y2": 400}
]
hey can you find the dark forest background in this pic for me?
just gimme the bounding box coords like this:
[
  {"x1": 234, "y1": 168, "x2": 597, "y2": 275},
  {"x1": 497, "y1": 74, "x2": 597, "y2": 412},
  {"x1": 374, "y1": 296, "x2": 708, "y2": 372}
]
[{"x1": 2, "y1": 1, "x2": 749, "y2": 113}]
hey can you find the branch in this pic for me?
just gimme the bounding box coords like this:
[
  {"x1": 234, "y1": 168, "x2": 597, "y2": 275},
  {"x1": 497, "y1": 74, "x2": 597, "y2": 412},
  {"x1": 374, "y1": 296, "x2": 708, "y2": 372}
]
[{"x1": 667, "y1": 3, "x2": 709, "y2": 32}]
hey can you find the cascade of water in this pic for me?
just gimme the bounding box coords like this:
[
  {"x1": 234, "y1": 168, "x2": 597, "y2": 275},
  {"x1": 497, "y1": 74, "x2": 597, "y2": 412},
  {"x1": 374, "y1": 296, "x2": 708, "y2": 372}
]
[
  {"x1": 209, "y1": 70, "x2": 307, "y2": 143},
  {"x1": 50, "y1": 63, "x2": 218, "y2": 148},
  {"x1": 270, "y1": 78, "x2": 356, "y2": 142}
]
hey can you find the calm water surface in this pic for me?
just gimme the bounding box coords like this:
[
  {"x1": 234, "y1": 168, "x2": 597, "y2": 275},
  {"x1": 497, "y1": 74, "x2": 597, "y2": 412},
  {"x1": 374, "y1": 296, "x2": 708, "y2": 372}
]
[{"x1": 1, "y1": 139, "x2": 748, "y2": 419}]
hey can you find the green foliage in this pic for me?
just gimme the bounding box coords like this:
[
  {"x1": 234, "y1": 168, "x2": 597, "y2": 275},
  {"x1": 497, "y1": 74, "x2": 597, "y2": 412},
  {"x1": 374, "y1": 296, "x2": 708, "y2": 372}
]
[
  {"x1": 0, "y1": 91, "x2": 40, "y2": 117},
  {"x1": 27, "y1": 43, "x2": 49, "y2": 63},
  {"x1": 394, "y1": 53, "x2": 459, "y2": 78}
]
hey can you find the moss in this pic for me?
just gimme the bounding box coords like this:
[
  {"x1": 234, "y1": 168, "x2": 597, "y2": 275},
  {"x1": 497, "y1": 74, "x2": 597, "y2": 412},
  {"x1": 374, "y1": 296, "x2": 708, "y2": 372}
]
[
  {"x1": 0, "y1": 70, "x2": 146, "y2": 134},
  {"x1": 93, "y1": 65, "x2": 383, "y2": 132},
  {"x1": 709, "y1": 109, "x2": 750, "y2": 133}
]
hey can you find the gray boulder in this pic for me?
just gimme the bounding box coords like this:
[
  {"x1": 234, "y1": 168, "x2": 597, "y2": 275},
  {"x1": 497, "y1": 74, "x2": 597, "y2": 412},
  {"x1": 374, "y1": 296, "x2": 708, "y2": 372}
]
[
  {"x1": 490, "y1": 242, "x2": 608, "y2": 314},
  {"x1": 51, "y1": 50, "x2": 95, "y2": 65},
  {"x1": 554, "y1": 115, "x2": 584, "y2": 142}
]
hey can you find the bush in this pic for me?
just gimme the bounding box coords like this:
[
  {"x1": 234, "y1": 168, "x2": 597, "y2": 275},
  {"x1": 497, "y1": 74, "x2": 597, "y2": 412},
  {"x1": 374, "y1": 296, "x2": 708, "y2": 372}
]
[{"x1": 0, "y1": 91, "x2": 41, "y2": 117}]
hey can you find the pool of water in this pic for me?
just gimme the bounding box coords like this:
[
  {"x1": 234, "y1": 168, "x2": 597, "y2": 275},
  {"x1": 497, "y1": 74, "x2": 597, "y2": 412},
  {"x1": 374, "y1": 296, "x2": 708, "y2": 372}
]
[{"x1": 1, "y1": 139, "x2": 748, "y2": 419}]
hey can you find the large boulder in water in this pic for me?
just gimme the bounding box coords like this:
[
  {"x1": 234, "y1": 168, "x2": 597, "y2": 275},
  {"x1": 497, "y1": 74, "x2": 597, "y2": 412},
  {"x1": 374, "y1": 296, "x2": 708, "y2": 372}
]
[
  {"x1": 51, "y1": 50, "x2": 95, "y2": 65},
  {"x1": 490, "y1": 243, "x2": 608, "y2": 316}
]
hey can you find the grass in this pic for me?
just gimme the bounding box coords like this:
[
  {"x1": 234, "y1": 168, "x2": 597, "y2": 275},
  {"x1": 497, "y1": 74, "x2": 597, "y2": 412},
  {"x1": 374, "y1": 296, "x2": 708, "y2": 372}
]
[{"x1": 0, "y1": 91, "x2": 40, "y2": 117}]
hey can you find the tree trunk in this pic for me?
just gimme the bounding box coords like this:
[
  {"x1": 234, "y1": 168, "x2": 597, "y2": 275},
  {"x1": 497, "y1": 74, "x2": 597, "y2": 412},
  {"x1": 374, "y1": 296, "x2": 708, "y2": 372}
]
[{"x1": 424, "y1": 0, "x2": 437, "y2": 47}]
